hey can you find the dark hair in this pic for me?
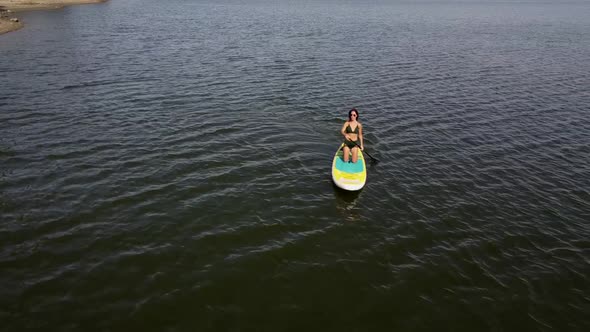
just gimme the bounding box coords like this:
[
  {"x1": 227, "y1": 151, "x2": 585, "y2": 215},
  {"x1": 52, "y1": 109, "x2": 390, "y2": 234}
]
[{"x1": 348, "y1": 108, "x2": 359, "y2": 121}]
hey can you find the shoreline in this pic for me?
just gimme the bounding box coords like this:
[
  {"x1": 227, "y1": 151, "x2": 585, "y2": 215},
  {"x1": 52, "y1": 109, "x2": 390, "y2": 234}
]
[
  {"x1": 0, "y1": 0, "x2": 107, "y2": 35},
  {"x1": 0, "y1": 16, "x2": 23, "y2": 34}
]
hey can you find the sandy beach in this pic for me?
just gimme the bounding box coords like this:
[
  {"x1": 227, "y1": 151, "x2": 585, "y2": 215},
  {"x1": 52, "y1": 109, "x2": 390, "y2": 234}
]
[
  {"x1": 0, "y1": 16, "x2": 23, "y2": 34},
  {"x1": 0, "y1": 0, "x2": 107, "y2": 35}
]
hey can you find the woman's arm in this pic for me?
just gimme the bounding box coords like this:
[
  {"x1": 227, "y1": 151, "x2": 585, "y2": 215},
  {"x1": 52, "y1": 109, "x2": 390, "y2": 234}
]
[{"x1": 359, "y1": 123, "x2": 364, "y2": 150}]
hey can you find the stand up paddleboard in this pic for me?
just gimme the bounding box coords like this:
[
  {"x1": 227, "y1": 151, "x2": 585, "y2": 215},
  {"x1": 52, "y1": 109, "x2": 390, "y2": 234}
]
[{"x1": 331, "y1": 143, "x2": 366, "y2": 191}]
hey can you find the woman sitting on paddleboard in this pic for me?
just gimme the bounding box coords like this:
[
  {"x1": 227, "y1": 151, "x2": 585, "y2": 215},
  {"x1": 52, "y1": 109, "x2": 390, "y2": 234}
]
[{"x1": 340, "y1": 108, "x2": 364, "y2": 163}]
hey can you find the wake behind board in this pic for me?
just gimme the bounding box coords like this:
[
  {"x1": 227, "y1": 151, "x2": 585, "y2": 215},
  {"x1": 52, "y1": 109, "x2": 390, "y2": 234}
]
[{"x1": 331, "y1": 143, "x2": 367, "y2": 191}]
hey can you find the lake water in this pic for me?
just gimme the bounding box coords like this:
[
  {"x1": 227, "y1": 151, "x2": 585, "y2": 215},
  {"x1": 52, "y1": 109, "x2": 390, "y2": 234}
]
[{"x1": 1, "y1": 0, "x2": 589, "y2": 330}]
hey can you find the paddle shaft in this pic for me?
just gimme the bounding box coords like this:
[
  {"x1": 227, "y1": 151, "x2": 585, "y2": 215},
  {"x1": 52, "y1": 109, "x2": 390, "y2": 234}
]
[
  {"x1": 342, "y1": 140, "x2": 379, "y2": 163},
  {"x1": 357, "y1": 142, "x2": 379, "y2": 163}
]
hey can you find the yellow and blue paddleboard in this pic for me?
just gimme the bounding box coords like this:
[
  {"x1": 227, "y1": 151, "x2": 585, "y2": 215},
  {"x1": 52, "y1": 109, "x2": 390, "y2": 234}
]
[{"x1": 331, "y1": 143, "x2": 367, "y2": 191}]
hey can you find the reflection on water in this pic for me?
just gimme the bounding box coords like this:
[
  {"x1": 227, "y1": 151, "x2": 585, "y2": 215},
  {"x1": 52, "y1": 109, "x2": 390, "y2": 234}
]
[{"x1": 333, "y1": 183, "x2": 363, "y2": 221}]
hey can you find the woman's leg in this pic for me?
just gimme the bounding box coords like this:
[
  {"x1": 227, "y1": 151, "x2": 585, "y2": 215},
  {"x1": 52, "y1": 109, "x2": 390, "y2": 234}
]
[
  {"x1": 352, "y1": 146, "x2": 358, "y2": 163},
  {"x1": 343, "y1": 145, "x2": 350, "y2": 162}
]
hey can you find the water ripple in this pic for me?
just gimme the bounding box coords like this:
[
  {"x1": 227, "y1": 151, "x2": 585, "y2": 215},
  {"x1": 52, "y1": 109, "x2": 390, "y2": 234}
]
[{"x1": 1, "y1": 1, "x2": 590, "y2": 331}]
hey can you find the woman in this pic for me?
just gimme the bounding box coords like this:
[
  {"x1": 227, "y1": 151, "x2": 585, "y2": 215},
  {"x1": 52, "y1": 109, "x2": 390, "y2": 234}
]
[{"x1": 340, "y1": 108, "x2": 364, "y2": 163}]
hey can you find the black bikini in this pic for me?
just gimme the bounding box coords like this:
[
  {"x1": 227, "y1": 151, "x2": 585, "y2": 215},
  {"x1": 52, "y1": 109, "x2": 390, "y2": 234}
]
[{"x1": 344, "y1": 123, "x2": 359, "y2": 148}]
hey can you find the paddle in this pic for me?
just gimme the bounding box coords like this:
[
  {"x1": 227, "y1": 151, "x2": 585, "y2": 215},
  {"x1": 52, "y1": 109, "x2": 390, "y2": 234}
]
[
  {"x1": 341, "y1": 141, "x2": 379, "y2": 163},
  {"x1": 355, "y1": 141, "x2": 380, "y2": 163}
]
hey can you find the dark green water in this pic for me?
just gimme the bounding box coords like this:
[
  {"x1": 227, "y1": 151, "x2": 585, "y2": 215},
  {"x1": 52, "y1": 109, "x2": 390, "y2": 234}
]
[{"x1": 1, "y1": 0, "x2": 589, "y2": 330}]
